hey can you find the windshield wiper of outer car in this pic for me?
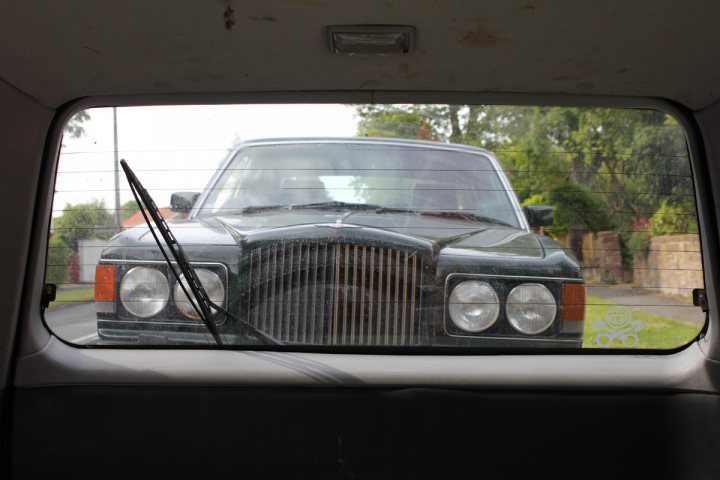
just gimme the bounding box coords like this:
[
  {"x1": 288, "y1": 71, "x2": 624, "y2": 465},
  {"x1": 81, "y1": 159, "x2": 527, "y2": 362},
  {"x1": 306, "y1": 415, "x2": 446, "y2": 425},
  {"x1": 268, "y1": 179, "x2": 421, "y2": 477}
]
[
  {"x1": 375, "y1": 207, "x2": 515, "y2": 227},
  {"x1": 240, "y1": 201, "x2": 385, "y2": 214},
  {"x1": 120, "y1": 160, "x2": 282, "y2": 346},
  {"x1": 240, "y1": 202, "x2": 514, "y2": 227}
]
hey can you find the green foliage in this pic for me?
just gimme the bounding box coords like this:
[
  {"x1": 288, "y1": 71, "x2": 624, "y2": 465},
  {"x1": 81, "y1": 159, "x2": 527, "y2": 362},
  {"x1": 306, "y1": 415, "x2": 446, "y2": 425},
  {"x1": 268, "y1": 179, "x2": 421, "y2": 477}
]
[
  {"x1": 353, "y1": 104, "x2": 693, "y2": 267},
  {"x1": 120, "y1": 199, "x2": 140, "y2": 222},
  {"x1": 651, "y1": 199, "x2": 698, "y2": 235},
  {"x1": 53, "y1": 200, "x2": 117, "y2": 251},
  {"x1": 356, "y1": 105, "x2": 435, "y2": 139},
  {"x1": 46, "y1": 236, "x2": 72, "y2": 284},
  {"x1": 63, "y1": 111, "x2": 90, "y2": 138},
  {"x1": 627, "y1": 231, "x2": 652, "y2": 261},
  {"x1": 47, "y1": 287, "x2": 95, "y2": 309},
  {"x1": 522, "y1": 183, "x2": 613, "y2": 237}
]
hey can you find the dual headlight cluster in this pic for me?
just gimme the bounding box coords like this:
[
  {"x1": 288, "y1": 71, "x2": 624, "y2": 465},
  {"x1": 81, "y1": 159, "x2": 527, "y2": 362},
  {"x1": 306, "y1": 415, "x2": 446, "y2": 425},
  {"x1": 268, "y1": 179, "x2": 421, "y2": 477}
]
[
  {"x1": 119, "y1": 266, "x2": 225, "y2": 320},
  {"x1": 448, "y1": 280, "x2": 557, "y2": 335}
]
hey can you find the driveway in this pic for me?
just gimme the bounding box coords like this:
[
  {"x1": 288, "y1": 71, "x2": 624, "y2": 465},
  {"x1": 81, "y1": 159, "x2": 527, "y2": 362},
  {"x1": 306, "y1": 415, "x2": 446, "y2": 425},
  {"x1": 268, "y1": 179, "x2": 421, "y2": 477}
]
[{"x1": 587, "y1": 286, "x2": 705, "y2": 326}]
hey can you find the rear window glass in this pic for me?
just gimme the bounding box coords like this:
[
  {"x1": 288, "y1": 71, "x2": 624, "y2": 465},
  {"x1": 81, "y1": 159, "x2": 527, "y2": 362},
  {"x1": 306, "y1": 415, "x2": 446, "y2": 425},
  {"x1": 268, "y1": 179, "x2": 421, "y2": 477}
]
[{"x1": 44, "y1": 104, "x2": 705, "y2": 350}]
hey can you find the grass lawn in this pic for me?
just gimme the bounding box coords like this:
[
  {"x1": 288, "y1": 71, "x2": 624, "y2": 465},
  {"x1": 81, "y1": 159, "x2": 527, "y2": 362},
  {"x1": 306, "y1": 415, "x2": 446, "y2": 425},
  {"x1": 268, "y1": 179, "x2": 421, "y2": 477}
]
[
  {"x1": 583, "y1": 295, "x2": 703, "y2": 349},
  {"x1": 48, "y1": 287, "x2": 95, "y2": 310}
]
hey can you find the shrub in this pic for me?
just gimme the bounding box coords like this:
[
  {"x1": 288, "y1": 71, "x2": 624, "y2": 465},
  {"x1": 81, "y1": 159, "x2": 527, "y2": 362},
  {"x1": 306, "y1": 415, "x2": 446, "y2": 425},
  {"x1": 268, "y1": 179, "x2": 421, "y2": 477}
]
[
  {"x1": 650, "y1": 199, "x2": 698, "y2": 235},
  {"x1": 46, "y1": 236, "x2": 72, "y2": 284},
  {"x1": 522, "y1": 183, "x2": 613, "y2": 237},
  {"x1": 627, "y1": 230, "x2": 652, "y2": 261}
]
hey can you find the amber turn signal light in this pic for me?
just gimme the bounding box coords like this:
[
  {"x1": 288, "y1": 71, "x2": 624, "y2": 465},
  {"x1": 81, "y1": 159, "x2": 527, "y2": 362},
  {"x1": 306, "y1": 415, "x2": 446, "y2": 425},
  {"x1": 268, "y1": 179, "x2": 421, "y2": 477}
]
[
  {"x1": 94, "y1": 265, "x2": 117, "y2": 301},
  {"x1": 561, "y1": 283, "x2": 586, "y2": 321}
]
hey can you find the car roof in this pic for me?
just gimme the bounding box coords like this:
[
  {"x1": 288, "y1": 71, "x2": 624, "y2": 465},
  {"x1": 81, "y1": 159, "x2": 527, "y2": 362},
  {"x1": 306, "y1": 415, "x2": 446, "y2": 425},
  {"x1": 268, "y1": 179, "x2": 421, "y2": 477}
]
[
  {"x1": 1, "y1": 1, "x2": 718, "y2": 110},
  {"x1": 235, "y1": 137, "x2": 496, "y2": 156}
]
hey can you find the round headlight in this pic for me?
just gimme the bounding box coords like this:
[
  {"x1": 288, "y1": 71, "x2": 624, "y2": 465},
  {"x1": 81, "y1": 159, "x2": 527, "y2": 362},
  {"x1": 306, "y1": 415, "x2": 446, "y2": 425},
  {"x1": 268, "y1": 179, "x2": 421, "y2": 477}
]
[
  {"x1": 448, "y1": 281, "x2": 500, "y2": 332},
  {"x1": 119, "y1": 267, "x2": 169, "y2": 318},
  {"x1": 506, "y1": 283, "x2": 557, "y2": 334},
  {"x1": 173, "y1": 269, "x2": 225, "y2": 320}
]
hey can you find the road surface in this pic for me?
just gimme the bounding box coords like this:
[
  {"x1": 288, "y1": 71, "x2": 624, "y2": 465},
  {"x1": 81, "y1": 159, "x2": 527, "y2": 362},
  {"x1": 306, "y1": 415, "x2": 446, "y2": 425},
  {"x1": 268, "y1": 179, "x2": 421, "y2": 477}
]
[{"x1": 44, "y1": 303, "x2": 98, "y2": 344}]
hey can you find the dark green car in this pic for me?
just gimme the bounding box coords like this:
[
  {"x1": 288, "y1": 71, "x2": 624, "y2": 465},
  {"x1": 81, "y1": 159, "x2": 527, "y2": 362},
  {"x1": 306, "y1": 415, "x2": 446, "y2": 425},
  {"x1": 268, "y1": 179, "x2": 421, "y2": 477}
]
[{"x1": 95, "y1": 138, "x2": 585, "y2": 348}]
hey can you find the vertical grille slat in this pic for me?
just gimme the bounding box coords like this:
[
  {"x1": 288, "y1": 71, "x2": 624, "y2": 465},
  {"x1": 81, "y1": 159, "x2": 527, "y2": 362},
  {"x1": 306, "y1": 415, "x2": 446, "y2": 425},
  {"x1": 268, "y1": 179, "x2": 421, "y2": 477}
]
[
  {"x1": 320, "y1": 244, "x2": 329, "y2": 342},
  {"x1": 332, "y1": 244, "x2": 341, "y2": 345},
  {"x1": 401, "y1": 251, "x2": 409, "y2": 345},
  {"x1": 410, "y1": 255, "x2": 417, "y2": 344},
  {"x1": 341, "y1": 244, "x2": 350, "y2": 344},
  {"x1": 246, "y1": 242, "x2": 423, "y2": 346},
  {"x1": 368, "y1": 247, "x2": 375, "y2": 344},
  {"x1": 358, "y1": 246, "x2": 367, "y2": 345},
  {"x1": 377, "y1": 248, "x2": 384, "y2": 346},
  {"x1": 393, "y1": 249, "x2": 401, "y2": 345},
  {"x1": 292, "y1": 244, "x2": 300, "y2": 343},
  {"x1": 302, "y1": 244, "x2": 310, "y2": 343},
  {"x1": 385, "y1": 248, "x2": 392, "y2": 345},
  {"x1": 268, "y1": 245, "x2": 277, "y2": 337},
  {"x1": 310, "y1": 243, "x2": 319, "y2": 343},
  {"x1": 351, "y1": 245, "x2": 358, "y2": 344},
  {"x1": 277, "y1": 243, "x2": 285, "y2": 340}
]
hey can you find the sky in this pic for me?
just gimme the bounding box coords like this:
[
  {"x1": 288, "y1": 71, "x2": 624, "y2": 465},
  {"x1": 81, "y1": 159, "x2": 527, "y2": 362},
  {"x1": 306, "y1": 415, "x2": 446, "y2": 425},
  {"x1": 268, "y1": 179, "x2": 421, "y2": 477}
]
[{"x1": 55, "y1": 104, "x2": 359, "y2": 216}]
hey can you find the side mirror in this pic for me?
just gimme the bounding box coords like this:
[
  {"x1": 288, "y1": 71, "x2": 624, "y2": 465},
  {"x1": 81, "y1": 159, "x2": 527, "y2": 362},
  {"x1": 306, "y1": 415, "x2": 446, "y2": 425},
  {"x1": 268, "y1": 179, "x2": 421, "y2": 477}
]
[
  {"x1": 523, "y1": 205, "x2": 554, "y2": 228},
  {"x1": 170, "y1": 192, "x2": 200, "y2": 213}
]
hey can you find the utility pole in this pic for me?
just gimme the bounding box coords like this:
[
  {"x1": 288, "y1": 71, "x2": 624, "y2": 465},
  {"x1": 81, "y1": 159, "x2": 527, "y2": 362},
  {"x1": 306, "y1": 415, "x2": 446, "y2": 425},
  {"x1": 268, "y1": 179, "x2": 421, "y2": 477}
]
[{"x1": 113, "y1": 107, "x2": 121, "y2": 228}]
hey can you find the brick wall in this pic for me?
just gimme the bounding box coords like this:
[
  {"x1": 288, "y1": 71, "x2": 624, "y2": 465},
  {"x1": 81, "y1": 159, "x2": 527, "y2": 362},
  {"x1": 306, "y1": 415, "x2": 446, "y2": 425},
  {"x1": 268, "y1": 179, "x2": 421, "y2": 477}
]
[{"x1": 633, "y1": 234, "x2": 703, "y2": 297}]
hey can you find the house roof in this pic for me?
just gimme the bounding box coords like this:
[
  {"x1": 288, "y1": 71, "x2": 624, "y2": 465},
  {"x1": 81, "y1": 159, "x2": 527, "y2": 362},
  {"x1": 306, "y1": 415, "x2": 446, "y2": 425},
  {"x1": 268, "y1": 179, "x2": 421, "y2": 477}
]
[{"x1": 122, "y1": 208, "x2": 178, "y2": 228}]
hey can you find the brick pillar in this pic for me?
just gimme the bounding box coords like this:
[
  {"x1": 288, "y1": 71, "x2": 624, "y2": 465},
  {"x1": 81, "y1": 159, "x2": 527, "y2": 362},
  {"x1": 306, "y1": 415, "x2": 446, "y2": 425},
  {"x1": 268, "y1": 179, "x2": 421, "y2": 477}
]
[
  {"x1": 66, "y1": 253, "x2": 80, "y2": 284},
  {"x1": 598, "y1": 232, "x2": 622, "y2": 282}
]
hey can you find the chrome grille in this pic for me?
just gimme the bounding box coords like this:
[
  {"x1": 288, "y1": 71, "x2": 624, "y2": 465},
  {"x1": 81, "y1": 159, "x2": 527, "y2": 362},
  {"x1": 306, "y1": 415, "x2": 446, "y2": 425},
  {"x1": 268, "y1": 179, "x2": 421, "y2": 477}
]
[{"x1": 246, "y1": 243, "x2": 424, "y2": 345}]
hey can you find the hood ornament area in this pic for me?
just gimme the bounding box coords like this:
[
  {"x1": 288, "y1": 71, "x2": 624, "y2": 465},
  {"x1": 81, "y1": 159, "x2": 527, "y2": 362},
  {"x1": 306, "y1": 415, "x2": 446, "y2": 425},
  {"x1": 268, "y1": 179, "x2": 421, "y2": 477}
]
[
  {"x1": 330, "y1": 222, "x2": 361, "y2": 229},
  {"x1": 316, "y1": 218, "x2": 363, "y2": 229}
]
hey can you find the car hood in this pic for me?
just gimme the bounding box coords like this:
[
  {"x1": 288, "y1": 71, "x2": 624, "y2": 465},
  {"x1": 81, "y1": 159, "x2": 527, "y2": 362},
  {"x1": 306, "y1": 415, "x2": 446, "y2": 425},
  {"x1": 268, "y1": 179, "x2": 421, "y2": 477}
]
[
  {"x1": 106, "y1": 210, "x2": 538, "y2": 251},
  {"x1": 101, "y1": 210, "x2": 581, "y2": 278}
]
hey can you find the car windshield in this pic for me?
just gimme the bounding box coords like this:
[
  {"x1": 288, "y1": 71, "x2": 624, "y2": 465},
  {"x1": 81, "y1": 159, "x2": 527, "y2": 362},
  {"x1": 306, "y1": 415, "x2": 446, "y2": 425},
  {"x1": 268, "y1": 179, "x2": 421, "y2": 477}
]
[
  {"x1": 198, "y1": 142, "x2": 522, "y2": 229},
  {"x1": 44, "y1": 103, "x2": 705, "y2": 351}
]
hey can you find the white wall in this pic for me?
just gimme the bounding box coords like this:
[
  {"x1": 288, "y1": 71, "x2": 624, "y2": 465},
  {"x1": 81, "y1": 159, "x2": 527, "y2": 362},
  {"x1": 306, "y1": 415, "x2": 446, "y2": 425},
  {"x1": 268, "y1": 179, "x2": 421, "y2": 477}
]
[{"x1": 77, "y1": 239, "x2": 106, "y2": 284}]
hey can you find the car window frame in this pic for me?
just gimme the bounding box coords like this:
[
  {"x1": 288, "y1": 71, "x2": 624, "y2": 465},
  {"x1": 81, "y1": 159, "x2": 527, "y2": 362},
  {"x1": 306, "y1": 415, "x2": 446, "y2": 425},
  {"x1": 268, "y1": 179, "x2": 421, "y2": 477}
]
[{"x1": 18, "y1": 92, "x2": 718, "y2": 366}]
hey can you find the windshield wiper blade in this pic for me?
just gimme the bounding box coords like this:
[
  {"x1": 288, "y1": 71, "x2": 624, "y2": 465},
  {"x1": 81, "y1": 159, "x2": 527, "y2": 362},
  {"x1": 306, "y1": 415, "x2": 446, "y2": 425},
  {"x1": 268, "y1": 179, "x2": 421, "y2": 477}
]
[
  {"x1": 241, "y1": 201, "x2": 384, "y2": 214},
  {"x1": 240, "y1": 204, "x2": 288, "y2": 214},
  {"x1": 422, "y1": 211, "x2": 515, "y2": 227},
  {"x1": 376, "y1": 207, "x2": 514, "y2": 227},
  {"x1": 120, "y1": 160, "x2": 282, "y2": 346},
  {"x1": 240, "y1": 202, "x2": 513, "y2": 228},
  {"x1": 293, "y1": 201, "x2": 385, "y2": 211}
]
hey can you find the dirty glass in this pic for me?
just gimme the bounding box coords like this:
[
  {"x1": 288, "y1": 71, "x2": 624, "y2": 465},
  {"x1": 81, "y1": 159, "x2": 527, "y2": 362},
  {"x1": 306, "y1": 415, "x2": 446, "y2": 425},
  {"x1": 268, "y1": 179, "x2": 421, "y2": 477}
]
[{"x1": 45, "y1": 104, "x2": 706, "y2": 350}]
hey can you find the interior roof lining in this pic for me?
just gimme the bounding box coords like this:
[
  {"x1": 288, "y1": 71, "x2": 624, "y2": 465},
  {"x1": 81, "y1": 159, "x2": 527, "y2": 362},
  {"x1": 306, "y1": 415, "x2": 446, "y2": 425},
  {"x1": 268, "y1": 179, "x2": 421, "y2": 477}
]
[{"x1": 0, "y1": 75, "x2": 50, "y2": 111}]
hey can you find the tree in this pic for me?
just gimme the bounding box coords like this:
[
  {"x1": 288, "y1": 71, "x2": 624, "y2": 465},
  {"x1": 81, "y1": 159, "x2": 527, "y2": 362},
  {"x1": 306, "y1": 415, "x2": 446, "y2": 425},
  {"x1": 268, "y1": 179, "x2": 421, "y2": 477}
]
[
  {"x1": 46, "y1": 236, "x2": 72, "y2": 284},
  {"x1": 120, "y1": 199, "x2": 140, "y2": 222},
  {"x1": 523, "y1": 184, "x2": 612, "y2": 236},
  {"x1": 63, "y1": 111, "x2": 90, "y2": 138},
  {"x1": 354, "y1": 105, "x2": 690, "y2": 222},
  {"x1": 53, "y1": 200, "x2": 117, "y2": 252},
  {"x1": 353, "y1": 104, "x2": 693, "y2": 262}
]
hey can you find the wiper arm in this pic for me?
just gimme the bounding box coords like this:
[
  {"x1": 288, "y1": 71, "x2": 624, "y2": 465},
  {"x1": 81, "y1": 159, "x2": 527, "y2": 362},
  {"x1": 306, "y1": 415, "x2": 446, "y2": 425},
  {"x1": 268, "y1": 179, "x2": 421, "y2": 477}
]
[
  {"x1": 121, "y1": 160, "x2": 282, "y2": 346},
  {"x1": 376, "y1": 207, "x2": 514, "y2": 227}
]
